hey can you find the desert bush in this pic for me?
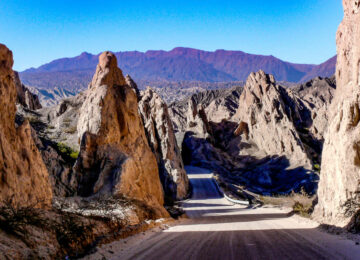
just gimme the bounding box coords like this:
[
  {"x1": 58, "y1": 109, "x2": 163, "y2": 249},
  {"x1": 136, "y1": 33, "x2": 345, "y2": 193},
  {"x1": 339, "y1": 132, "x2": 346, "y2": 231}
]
[
  {"x1": 0, "y1": 198, "x2": 46, "y2": 239},
  {"x1": 260, "y1": 189, "x2": 315, "y2": 218},
  {"x1": 53, "y1": 212, "x2": 95, "y2": 256}
]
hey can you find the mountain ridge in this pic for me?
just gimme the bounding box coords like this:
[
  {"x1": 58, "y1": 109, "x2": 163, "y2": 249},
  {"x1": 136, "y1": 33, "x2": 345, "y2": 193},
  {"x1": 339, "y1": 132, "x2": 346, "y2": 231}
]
[{"x1": 20, "y1": 47, "x2": 336, "y2": 91}]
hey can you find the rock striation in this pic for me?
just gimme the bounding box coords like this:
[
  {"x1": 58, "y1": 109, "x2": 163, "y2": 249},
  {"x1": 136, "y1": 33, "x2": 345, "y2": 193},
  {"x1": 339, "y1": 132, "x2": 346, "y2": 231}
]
[
  {"x1": 314, "y1": 0, "x2": 360, "y2": 228},
  {"x1": 0, "y1": 44, "x2": 52, "y2": 207},
  {"x1": 14, "y1": 71, "x2": 42, "y2": 110},
  {"x1": 74, "y1": 51, "x2": 167, "y2": 216},
  {"x1": 139, "y1": 87, "x2": 189, "y2": 200},
  {"x1": 233, "y1": 70, "x2": 312, "y2": 168}
]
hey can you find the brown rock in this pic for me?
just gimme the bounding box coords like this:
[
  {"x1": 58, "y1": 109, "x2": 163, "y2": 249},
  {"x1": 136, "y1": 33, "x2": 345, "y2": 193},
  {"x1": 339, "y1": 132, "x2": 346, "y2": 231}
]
[
  {"x1": 74, "y1": 51, "x2": 167, "y2": 217},
  {"x1": 314, "y1": 1, "x2": 360, "y2": 227},
  {"x1": 139, "y1": 87, "x2": 189, "y2": 200},
  {"x1": 0, "y1": 44, "x2": 52, "y2": 208}
]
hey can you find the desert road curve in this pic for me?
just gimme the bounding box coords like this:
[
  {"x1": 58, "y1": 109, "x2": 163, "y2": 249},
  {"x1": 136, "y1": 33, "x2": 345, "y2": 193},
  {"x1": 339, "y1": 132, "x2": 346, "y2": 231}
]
[{"x1": 85, "y1": 166, "x2": 360, "y2": 260}]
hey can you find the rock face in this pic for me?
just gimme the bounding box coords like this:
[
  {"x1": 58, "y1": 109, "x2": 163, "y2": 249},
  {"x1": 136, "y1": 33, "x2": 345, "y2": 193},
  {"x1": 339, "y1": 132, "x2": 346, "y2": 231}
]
[
  {"x1": 0, "y1": 44, "x2": 52, "y2": 207},
  {"x1": 293, "y1": 76, "x2": 336, "y2": 141},
  {"x1": 139, "y1": 87, "x2": 189, "y2": 200},
  {"x1": 314, "y1": 1, "x2": 360, "y2": 228},
  {"x1": 233, "y1": 71, "x2": 312, "y2": 168},
  {"x1": 14, "y1": 71, "x2": 42, "y2": 110},
  {"x1": 74, "y1": 51, "x2": 167, "y2": 216}
]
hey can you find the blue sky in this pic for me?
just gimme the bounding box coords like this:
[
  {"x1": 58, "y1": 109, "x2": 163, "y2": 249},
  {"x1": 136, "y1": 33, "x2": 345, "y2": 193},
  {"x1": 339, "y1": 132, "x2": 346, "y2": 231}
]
[{"x1": 0, "y1": 0, "x2": 343, "y2": 71}]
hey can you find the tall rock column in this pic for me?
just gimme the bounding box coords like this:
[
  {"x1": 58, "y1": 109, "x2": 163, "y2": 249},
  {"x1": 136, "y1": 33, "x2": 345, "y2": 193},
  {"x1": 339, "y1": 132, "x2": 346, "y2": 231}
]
[
  {"x1": 0, "y1": 44, "x2": 52, "y2": 207},
  {"x1": 75, "y1": 51, "x2": 167, "y2": 217},
  {"x1": 314, "y1": 0, "x2": 360, "y2": 227},
  {"x1": 139, "y1": 87, "x2": 189, "y2": 201}
]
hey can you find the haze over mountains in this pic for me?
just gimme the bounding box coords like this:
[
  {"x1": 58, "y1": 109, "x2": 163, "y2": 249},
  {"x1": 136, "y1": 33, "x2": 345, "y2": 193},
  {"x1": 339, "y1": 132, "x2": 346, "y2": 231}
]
[{"x1": 20, "y1": 47, "x2": 336, "y2": 93}]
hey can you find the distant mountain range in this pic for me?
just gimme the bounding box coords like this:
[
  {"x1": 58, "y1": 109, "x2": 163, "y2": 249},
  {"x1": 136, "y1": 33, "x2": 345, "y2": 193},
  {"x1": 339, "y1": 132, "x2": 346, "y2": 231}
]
[{"x1": 20, "y1": 47, "x2": 336, "y2": 92}]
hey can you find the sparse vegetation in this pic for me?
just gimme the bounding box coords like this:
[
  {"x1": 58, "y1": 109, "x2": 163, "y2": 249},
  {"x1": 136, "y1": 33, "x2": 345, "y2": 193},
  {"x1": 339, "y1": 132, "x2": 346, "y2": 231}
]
[
  {"x1": 314, "y1": 163, "x2": 320, "y2": 171},
  {"x1": 260, "y1": 189, "x2": 315, "y2": 218},
  {"x1": 0, "y1": 199, "x2": 46, "y2": 240},
  {"x1": 56, "y1": 142, "x2": 79, "y2": 160}
]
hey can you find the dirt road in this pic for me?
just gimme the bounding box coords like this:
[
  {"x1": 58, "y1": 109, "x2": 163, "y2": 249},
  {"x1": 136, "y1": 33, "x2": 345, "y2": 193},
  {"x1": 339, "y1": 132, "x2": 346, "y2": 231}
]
[{"x1": 85, "y1": 166, "x2": 360, "y2": 260}]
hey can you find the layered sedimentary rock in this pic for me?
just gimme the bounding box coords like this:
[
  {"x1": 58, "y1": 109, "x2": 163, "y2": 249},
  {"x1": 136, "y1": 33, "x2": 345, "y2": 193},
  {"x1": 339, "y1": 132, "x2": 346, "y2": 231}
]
[
  {"x1": 314, "y1": 1, "x2": 360, "y2": 228},
  {"x1": 14, "y1": 71, "x2": 42, "y2": 110},
  {"x1": 74, "y1": 51, "x2": 167, "y2": 216},
  {"x1": 0, "y1": 44, "x2": 52, "y2": 207},
  {"x1": 233, "y1": 70, "x2": 312, "y2": 168},
  {"x1": 139, "y1": 87, "x2": 189, "y2": 200}
]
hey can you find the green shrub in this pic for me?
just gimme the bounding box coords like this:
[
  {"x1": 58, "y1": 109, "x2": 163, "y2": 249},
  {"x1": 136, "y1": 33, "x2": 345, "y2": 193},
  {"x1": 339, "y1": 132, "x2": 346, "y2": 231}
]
[
  {"x1": 56, "y1": 143, "x2": 79, "y2": 160},
  {"x1": 292, "y1": 201, "x2": 312, "y2": 218}
]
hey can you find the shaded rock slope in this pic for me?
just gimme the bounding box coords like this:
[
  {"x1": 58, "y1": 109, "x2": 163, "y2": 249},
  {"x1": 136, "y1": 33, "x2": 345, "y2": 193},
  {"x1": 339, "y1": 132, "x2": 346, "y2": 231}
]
[
  {"x1": 314, "y1": 0, "x2": 360, "y2": 230},
  {"x1": 73, "y1": 51, "x2": 168, "y2": 217},
  {"x1": 0, "y1": 44, "x2": 52, "y2": 207}
]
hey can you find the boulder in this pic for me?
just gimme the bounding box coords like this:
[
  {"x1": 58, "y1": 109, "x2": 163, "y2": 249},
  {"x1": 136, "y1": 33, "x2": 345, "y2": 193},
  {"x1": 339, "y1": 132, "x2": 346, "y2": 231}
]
[
  {"x1": 74, "y1": 51, "x2": 167, "y2": 217},
  {"x1": 139, "y1": 87, "x2": 189, "y2": 200},
  {"x1": 314, "y1": 1, "x2": 360, "y2": 228},
  {"x1": 0, "y1": 44, "x2": 52, "y2": 208}
]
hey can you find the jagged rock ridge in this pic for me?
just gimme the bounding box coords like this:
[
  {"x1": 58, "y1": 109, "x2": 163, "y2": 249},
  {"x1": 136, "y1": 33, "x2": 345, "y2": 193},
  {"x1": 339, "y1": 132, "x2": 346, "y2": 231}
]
[{"x1": 233, "y1": 70, "x2": 313, "y2": 167}]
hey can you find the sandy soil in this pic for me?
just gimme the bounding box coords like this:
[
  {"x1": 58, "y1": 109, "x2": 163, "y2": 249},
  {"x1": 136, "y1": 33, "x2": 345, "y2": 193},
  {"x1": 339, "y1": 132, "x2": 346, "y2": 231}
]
[{"x1": 83, "y1": 166, "x2": 360, "y2": 260}]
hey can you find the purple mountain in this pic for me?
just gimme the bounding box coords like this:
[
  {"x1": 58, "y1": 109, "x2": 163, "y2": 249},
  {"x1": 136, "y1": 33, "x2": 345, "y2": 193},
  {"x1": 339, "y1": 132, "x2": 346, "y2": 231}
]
[{"x1": 20, "y1": 47, "x2": 336, "y2": 91}]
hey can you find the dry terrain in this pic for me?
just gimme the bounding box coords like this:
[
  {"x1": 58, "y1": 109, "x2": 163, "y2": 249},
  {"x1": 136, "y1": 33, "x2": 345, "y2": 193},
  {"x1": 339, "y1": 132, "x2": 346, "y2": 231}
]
[{"x1": 85, "y1": 166, "x2": 360, "y2": 260}]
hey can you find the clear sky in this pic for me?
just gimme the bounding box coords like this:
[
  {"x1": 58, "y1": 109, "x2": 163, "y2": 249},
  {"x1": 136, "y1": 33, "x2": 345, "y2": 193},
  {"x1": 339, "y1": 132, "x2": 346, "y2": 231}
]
[{"x1": 0, "y1": 0, "x2": 343, "y2": 71}]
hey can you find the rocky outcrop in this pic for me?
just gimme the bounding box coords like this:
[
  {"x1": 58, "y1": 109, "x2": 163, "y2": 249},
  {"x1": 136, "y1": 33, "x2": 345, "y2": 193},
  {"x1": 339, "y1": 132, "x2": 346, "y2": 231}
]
[
  {"x1": 14, "y1": 71, "x2": 42, "y2": 110},
  {"x1": 74, "y1": 51, "x2": 167, "y2": 217},
  {"x1": 139, "y1": 87, "x2": 189, "y2": 200},
  {"x1": 314, "y1": 1, "x2": 360, "y2": 228},
  {"x1": 233, "y1": 71, "x2": 312, "y2": 168},
  {"x1": 0, "y1": 44, "x2": 52, "y2": 207},
  {"x1": 293, "y1": 76, "x2": 336, "y2": 141},
  {"x1": 169, "y1": 86, "x2": 243, "y2": 130}
]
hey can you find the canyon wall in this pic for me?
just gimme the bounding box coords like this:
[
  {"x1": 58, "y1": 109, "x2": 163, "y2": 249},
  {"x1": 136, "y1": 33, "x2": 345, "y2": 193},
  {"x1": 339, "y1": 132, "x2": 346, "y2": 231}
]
[
  {"x1": 314, "y1": 0, "x2": 360, "y2": 228},
  {"x1": 0, "y1": 44, "x2": 52, "y2": 207}
]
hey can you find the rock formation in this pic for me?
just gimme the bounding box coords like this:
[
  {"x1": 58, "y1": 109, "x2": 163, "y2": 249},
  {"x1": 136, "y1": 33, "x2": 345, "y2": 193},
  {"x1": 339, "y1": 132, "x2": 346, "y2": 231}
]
[
  {"x1": 139, "y1": 87, "x2": 189, "y2": 200},
  {"x1": 74, "y1": 51, "x2": 167, "y2": 216},
  {"x1": 14, "y1": 71, "x2": 42, "y2": 110},
  {"x1": 169, "y1": 86, "x2": 243, "y2": 130},
  {"x1": 0, "y1": 44, "x2": 52, "y2": 207},
  {"x1": 314, "y1": 0, "x2": 360, "y2": 228},
  {"x1": 293, "y1": 76, "x2": 336, "y2": 141},
  {"x1": 233, "y1": 70, "x2": 312, "y2": 168}
]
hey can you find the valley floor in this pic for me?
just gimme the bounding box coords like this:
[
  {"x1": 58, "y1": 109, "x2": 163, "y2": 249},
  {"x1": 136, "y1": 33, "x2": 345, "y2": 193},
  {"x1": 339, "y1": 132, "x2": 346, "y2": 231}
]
[{"x1": 84, "y1": 166, "x2": 360, "y2": 260}]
